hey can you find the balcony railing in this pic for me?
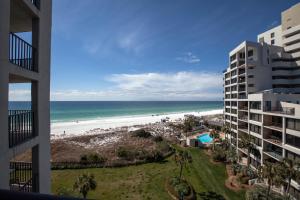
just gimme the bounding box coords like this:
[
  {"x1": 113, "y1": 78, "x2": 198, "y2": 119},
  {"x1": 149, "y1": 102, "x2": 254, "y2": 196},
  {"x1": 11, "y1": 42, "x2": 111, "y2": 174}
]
[
  {"x1": 239, "y1": 116, "x2": 248, "y2": 121},
  {"x1": 264, "y1": 149, "x2": 283, "y2": 161},
  {"x1": 264, "y1": 122, "x2": 283, "y2": 129},
  {"x1": 239, "y1": 106, "x2": 248, "y2": 110},
  {"x1": 8, "y1": 110, "x2": 35, "y2": 148},
  {"x1": 263, "y1": 107, "x2": 295, "y2": 115},
  {"x1": 30, "y1": 0, "x2": 40, "y2": 9},
  {"x1": 10, "y1": 162, "x2": 35, "y2": 193},
  {"x1": 265, "y1": 138, "x2": 282, "y2": 146},
  {"x1": 9, "y1": 33, "x2": 37, "y2": 72}
]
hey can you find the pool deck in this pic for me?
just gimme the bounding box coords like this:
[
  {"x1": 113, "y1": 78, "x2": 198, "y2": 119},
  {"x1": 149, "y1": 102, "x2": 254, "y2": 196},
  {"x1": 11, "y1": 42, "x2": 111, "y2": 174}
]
[
  {"x1": 186, "y1": 130, "x2": 225, "y2": 147},
  {"x1": 187, "y1": 131, "x2": 209, "y2": 140}
]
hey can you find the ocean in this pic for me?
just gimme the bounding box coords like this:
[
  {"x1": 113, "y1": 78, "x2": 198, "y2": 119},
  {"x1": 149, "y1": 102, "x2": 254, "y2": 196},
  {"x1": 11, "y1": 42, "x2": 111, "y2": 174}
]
[
  {"x1": 9, "y1": 101, "x2": 223, "y2": 123},
  {"x1": 9, "y1": 101, "x2": 223, "y2": 135}
]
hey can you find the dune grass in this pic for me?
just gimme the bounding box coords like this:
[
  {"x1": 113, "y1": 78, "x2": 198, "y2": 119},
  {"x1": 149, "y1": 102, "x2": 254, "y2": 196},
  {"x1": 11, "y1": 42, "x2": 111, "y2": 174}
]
[{"x1": 51, "y1": 147, "x2": 245, "y2": 200}]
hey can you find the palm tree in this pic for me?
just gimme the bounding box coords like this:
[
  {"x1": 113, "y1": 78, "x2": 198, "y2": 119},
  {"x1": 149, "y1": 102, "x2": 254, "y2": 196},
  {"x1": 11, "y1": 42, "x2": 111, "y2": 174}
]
[
  {"x1": 73, "y1": 173, "x2": 97, "y2": 199},
  {"x1": 174, "y1": 150, "x2": 191, "y2": 181},
  {"x1": 183, "y1": 117, "x2": 196, "y2": 137},
  {"x1": 277, "y1": 158, "x2": 300, "y2": 199},
  {"x1": 226, "y1": 147, "x2": 237, "y2": 164},
  {"x1": 239, "y1": 134, "x2": 253, "y2": 167},
  {"x1": 221, "y1": 124, "x2": 231, "y2": 142},
  {"x1": 258, "y1": 161, "x2": 282, "y2": 200},
  {"x1": 209, "y1": 129, "x2": 219, "y2": 151}
]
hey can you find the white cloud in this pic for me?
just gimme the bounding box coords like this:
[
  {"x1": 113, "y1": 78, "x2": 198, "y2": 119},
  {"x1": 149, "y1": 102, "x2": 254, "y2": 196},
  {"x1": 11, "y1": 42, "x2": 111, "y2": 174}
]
[
  {"x1": 9, "y1": 71, "x2": 223, "y2": 101},
  {"x1": 176, "y1": 52, "x2": 200, "y2": 64},
  {"x1": 9, "y1": 89, "x2": 31, "y2": 101}
]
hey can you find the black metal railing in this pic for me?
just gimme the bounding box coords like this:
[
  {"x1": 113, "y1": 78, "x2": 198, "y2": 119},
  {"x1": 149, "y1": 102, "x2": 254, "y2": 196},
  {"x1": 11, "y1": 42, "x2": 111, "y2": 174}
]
[
  {"x1": 9, "y1": 33, "x2": 37, "y2": 72},
  {"x1": 30, "y1": 0, "x2": 40, "y2": 9},
  {"x1": 8, "y1": 110, "x2": 35, "y2": 148},
  {"x1": 10, "y1": 162, "x2": 33, "y2": 192}
]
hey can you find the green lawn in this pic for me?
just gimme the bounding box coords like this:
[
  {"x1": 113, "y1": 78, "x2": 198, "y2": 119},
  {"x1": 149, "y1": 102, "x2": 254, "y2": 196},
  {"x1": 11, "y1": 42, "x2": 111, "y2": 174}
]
[{"x1": 51, "y1": 148, "x2": 245, "y2": 200}]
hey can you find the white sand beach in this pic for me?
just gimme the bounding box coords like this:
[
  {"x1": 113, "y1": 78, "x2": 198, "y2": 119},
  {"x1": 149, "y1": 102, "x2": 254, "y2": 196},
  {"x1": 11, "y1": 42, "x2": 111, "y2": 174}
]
[{"x1": 50, "y1": 109, "x2": 223, "y2": 138}]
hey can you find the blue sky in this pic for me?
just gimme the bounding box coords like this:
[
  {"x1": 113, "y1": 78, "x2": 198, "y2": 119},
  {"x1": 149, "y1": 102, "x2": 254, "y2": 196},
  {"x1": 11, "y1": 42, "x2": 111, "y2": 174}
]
[{"x1": 10, "y1": 0, "x2": 300, "y2": 101}]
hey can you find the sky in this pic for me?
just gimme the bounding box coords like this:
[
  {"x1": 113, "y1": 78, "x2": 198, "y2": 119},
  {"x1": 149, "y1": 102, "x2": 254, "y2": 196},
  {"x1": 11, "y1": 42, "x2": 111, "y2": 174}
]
[{"x1": 10, "y1": 0, "x2": 300, "y2": 101}]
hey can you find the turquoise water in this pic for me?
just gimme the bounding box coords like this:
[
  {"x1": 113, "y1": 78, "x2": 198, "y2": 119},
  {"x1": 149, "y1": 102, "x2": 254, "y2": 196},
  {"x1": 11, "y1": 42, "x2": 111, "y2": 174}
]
[
  {"x1": 198, "y1": 133, "x2": 213, "y2": 143},
  {"x1": 9, "y1": 101, "x2": 223, "y2": 123}
]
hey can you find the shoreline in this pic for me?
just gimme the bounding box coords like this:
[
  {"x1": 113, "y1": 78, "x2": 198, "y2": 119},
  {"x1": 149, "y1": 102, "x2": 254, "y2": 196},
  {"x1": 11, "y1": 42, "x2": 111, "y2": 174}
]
[{"x1": 51, "y1": 109, "x2": 223, "y2": 138}]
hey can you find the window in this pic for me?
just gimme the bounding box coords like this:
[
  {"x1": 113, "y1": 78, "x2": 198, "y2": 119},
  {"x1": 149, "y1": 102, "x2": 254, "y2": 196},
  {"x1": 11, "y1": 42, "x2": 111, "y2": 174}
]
[
  {"x1": 250, "y1": 124, "x2": 261, "y2": 134},
  {"x1": 250, "y1": 113, "x2": 262, "y2": 122},
  {"x1": 248, "y1": 49, "x2": 254, "y2": 57},
  {"x1": 271, "y1": 32, "x2": 275, "y2": 38},
  {"x1": 248, "y1": 84, "x2": 254, "y2": 87},
  {"x1": 286, "y1": 118, "x2": 300, "y2": 131},
  {"x1": 271, "y1": 39, "x2": 275, "y2": 45},
  {"x1": 248, "y1": 75, "x2": 254, "y2": 78},
  {"x1": 286, "y1": 134, "x2": 300, "y2": 149},
  {"x1": 239, "y1": 52, "x2": 245, "y2": 59},
  {"x1": 250, "y1": 101, "x2": 261, "y2": 110}
]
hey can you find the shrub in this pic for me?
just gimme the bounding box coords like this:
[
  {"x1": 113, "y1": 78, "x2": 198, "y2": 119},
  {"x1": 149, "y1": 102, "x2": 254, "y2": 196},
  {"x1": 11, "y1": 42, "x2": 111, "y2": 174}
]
[
  {"x1": 246, "y1": 185, "x2": 285, "y2": 200},
  {"x1": 117, "y1": 147, "x2": 134, "y2": 160},
  {"x1": 242, "y1": 167, "x2": 257, "y2": 179},
  {"x1": 153, "y1": 135, "x2": 163, "y2": 142},
  {"x1": 231, "y1": 163, "x2": 242, "y2": 175},
  {"x1": 170, "y1": 177, "x2": 190, "y2": 196},
  {"x1": 151, "y1": 150, "x2": 164, "y2": 162},
  {"x1": 131, "y1": 129, "x2": 152, "y2": 138},
  {"x1": 199, "y1": 191, "x2": 225, "y2": 200},
  {"x1": 157, "y1": 140, "x2": 171, "y2": 153},
  {"x1": 174, "y1": 182, "x2": 190, "y2": 196},
  {"x1": 79, "y1": 155, "x2": 88, "y2": 164},
  {"x1": 87, "y1": 153, "x2": 107, "y2": 163},
  {"x1": 212, "y1": 146, "x2": 227, "y2": 162}
]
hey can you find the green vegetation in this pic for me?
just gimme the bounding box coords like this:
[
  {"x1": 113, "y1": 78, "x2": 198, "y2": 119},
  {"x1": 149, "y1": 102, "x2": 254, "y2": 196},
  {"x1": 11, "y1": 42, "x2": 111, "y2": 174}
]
[
  {"x1": 52, "y1": 147, "x2": 245, "y2": 200},
  {"x1": 209, "y1": 129, "x2": 220, "y2": 151},
  {"x1": 246, "y1": 185, "x2": 285, "y2": 200},
  {"x1": 80, "y1": 153, "x2": 107, "y2": 164},
  {"x1": 169, "y1": 177, "x2": 191, "y2": 196},
  {"x1": 73, "y1": 173, "x2": 97, "y2": 199},
  {"x1": 131, "y1": 129, "x2": 152, "y2": 138}
]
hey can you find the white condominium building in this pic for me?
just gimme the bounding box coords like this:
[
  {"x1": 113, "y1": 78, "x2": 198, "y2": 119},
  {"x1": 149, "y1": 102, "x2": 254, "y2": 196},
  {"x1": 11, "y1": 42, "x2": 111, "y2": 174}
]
[
  {"x1": 0, "y1": 0, "x2": 52, "y2": 194},
  {"x1": 223, "y1": 3, "x2": 300, "y2": 199}
]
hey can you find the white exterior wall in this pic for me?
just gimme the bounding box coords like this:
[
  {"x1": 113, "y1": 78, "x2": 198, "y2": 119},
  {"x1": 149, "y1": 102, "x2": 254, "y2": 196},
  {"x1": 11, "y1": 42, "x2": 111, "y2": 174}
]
[
  {"x1": 0, "y1": 0, "x2": 52, "y2": 194},
  {"x1": 258, "y1": 25, "x2": 283, "y2": 46}
]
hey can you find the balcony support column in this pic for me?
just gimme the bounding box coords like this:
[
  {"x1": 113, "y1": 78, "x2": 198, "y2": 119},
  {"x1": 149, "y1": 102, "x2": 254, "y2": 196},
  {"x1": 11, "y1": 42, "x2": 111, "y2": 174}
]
[
  {"x1": 282, "y1": 117, "x2": 286, "y2": 158},
  {"x1": 0, "y1": 0, "x2": 11, "y2": 190},
  {"x1": 32, "y1": 145, "x2": 39, "y2": 192}
]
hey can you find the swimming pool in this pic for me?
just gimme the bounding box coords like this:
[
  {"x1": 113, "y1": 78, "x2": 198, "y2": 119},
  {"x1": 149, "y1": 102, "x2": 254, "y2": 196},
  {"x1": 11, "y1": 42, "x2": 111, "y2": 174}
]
[{"x1": 197, "y1": 133, "x2": 213, "y2": 143}]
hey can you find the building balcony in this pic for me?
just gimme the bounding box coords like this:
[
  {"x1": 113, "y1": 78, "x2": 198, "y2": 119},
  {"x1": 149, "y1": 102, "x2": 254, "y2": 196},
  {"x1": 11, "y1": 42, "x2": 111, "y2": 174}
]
[
  {"x1": 238, "y1": 115, "x2": 248, "y2": 121},
  {"x1": 239, "y1": 106, "x2": 248, "y2": 111},
  {"x1": 9, "y1": 162, "x2": 36, "y2": 193},
  {"x1": 263, "y1": 107, "x2": 295, "y2": 115},
  {"x1": 264, "y1": 150, "x2": 283, "y2": 161},
  {"x1": 238, "y1": 77, "x2": 246, "y2": 83},
  {"x1": 9, "y1": 33, "x2": 37, "y2": 72},
  {"x1": 8, "y1": 110, "x2": 35, "y2": 148},
  {"x1": 238, "y1": 94, "x2": 247, "y2": 99},
  {"x1": 264, "y1": 122, "x2": 283, "y2": 132},
  {"x1": 239, "y1": 127, "x2": 248, "y2": 133},
  {"x1": 265, "y1": 138, "x2": 282, "y2": 147}
]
